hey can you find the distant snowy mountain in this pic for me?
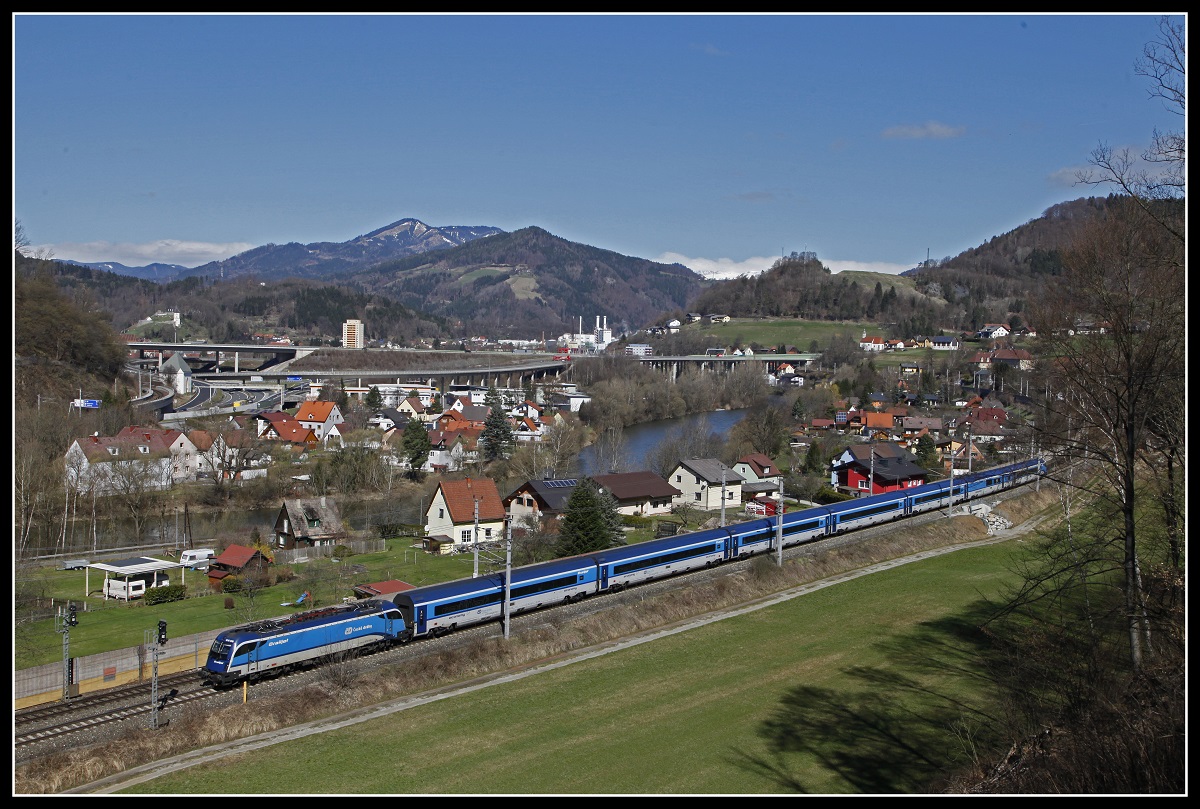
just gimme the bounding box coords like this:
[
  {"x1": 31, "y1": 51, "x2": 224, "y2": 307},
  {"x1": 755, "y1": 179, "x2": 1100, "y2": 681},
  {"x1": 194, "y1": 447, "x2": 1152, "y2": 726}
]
[{"x1": 59, "y1": 259, "x2": 193, "y2": 282}]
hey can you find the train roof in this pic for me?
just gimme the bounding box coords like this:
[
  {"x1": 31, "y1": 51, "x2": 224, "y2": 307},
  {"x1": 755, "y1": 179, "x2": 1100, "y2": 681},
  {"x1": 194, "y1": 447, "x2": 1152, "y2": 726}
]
[{"x1": 220, "y1": 599, "x2": 396, "y2": 639}]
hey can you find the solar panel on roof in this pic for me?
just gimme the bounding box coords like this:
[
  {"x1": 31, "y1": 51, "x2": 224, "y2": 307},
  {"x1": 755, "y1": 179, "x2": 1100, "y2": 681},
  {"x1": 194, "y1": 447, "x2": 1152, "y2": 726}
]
[{"x1": 543, "y1": 479, "x2": 577, "y2": 488}]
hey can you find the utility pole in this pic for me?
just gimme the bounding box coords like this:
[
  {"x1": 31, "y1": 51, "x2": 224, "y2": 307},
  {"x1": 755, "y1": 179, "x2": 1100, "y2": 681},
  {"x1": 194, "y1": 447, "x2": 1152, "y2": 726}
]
[
  {"x1": 147, "y1": 620, "x2": 168, "y2": 729},
  {"x1": 720, "y1": 467, "x2": 727, "y2": 527},
  {"x1": 775, "y1": 477, "x2": 784, "y2": 567},
  {"x1": 503, "y1": 517, "x2": 513, "y2": 640},
  {"x1": 472, "y1": 497, "x2": 480, "y2": 578},
  {"x1": 57, "y1": 603, "x2": 79, "y2": 701}
]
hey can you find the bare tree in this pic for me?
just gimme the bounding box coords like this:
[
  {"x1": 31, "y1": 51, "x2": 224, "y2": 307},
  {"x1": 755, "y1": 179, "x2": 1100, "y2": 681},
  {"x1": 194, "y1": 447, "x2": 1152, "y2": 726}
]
[
  {"x1": 1028, "y1": 198, "x2": 1184, "y2": 669},
  {"x1": 1076, "y1": 16, "x2": 1184, "y2": 244}
]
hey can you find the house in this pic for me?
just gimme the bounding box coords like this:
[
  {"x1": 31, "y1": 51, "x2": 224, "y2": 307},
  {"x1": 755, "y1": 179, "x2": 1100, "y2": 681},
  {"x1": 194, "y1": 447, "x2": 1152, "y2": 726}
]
[
  {"x1": 273, "y1": 497, "x2": 347, "y2": 550},
  {"x1": 425, "y1": 427, "x2": 482, "y2": 472},
  {"x1": 397, "y1": 396, "x2": 435, "y2": 424},
  {"x1": 64, "y1": 432, "x2": 176, "y2": 496},
  {"x1": 368, "y1": 407, "x2": 409, "y2": 431},
  {"x1": 829, "y1": 442, "x2": 928, "y2": 496},
  {"x1": 424, "y1": 477, "x2": 506, "y2": 555},
  {"x1": 511, "y1": 416, "x2": 546, "y2": 443},
  {"x1": 256, "y1": 412, "x2": 319, "y2": 448},
  {"x1": 977, "y1": 323, "x2": 1011, "y2": 340},
  {"x1": 112, "y1": 426, "x2": 200, "y2": 482},
  {"x1": 186, "y1": 428, "x2": 268, "y2": 481},
  {"x1": 942, "y1": 438, "x2": 986, "y2": 472},
  {"x1": 931, "y1": 336, "x2": 960, "y2": 351},
  {"x1": 668, "y1": 458, "x2": 744, "y2": 511},
  {"x1": 665, "y1": 318, "x2": 682, "y2": 333},
  {"x1": 293, "y1": 401, "x2": 345, "y2": 444},
  {"x1": 859, "y1": 333, "x2": 886, "y2": 352},
  {"x1": 206, "y1": 544, "x2": 272, "y2": 589},
  {"x1": 990, "y1": 347, "x2": 1035, "y2": 371},
  {"x1": 503, "y1": 478, "x2": 579, "y2": 524},
  {"x1": 592, "y1": 471, "x2": 681, "y2": 516},
  {"x1": 686, "y1": 313, "x2": 702, "y2": 323},
  {"x1": 707, "y1": 314, "x2": 731, "y2": 324},
  {"x1": 732, "y1": 453, "x2": 783, "y2": 499},
  {"x1": 159, "y1": 352, "x2": 194, "y2": 395},
  {"x1": 900, "y1": 416, "x2": 944, "y2": 442}
]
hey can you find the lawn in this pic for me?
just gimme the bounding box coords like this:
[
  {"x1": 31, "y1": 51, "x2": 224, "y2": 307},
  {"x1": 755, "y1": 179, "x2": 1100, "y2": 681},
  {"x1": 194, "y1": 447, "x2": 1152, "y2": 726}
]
[{"x1": 123, "y1": 541, "x2": 1025, "y2": 794}]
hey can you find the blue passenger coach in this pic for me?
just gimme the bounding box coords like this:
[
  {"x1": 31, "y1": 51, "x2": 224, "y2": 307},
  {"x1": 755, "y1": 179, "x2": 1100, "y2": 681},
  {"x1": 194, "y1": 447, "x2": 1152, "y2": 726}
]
[{"x1": 202, "y1": 457, "x2": 1047, "y2": 688}]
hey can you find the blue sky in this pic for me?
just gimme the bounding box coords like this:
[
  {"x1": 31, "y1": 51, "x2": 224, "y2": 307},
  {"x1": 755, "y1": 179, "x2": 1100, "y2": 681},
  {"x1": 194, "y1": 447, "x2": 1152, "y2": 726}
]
[{"x1": 13, "y1": 13, "x2": 1183, "y2": 278}]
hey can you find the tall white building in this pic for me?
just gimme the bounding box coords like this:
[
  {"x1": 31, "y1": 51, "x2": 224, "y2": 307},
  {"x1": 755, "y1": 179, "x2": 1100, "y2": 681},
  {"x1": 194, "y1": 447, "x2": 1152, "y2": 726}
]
[{"x1": 342, "y1": 319, "x2": 365, "y2": 349}]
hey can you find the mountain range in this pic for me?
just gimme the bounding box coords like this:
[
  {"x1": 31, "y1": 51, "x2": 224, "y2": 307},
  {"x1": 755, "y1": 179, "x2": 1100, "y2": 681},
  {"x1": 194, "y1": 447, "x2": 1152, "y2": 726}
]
[{"x1": 49, "y1": 198, "x2": 1131, "y2": 341}]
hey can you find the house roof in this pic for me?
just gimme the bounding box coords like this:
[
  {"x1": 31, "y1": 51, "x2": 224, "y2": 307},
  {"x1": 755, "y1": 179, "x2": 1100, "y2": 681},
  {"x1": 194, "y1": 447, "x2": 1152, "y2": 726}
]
[
  {"x1": 438, "y1": 477, "x2": 505, "y2": 523},
  {"x1": 735, "y1": 453, "x2": 777, "y2": 478},
  {"x1": 214, "y1": 544, "x2": 267, "y2": 569},
  {"x1": 352, "y1": 579, "x2": 415, "y2": 598},
  {"x1": 593, "y1": 471, "x2": 681, "y2": 501},
  {"x1": 281, "y1": 497, "x2": 346, "y2": 538},
  {"x1": 504, "y1": 478, "x2": 579, "y2": 512},
  {"x1": 862, "y1": 412, "x2": 894, "y2": 430},
  {"x1": 832, "y1": 454, "x2": 928, "y2": 483},
  {"x1": 294, "y1": 401, "x2": 338, "y2": 423},
  {"x1": 675, "y1": 458, "x2": 745, "y2": 485}
]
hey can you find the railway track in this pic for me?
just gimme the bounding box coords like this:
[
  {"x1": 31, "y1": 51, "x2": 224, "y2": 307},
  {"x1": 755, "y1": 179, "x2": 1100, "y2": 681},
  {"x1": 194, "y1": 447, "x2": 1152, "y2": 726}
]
[{"x1": 16, "y1": 485, "x2": 1042, "y2": 763}]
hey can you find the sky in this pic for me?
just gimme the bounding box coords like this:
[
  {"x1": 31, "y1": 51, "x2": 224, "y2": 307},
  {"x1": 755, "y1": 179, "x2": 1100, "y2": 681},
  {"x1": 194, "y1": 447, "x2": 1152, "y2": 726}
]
[{"x1": 13, "y1": 13, "x2": 1185, "y2": 279}]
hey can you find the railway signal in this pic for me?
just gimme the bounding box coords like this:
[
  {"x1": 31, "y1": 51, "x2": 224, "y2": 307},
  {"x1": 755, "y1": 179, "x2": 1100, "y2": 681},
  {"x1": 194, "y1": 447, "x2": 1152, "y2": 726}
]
[{"x1": 157, "y1": 620, "x2": 168, "y2": 646}]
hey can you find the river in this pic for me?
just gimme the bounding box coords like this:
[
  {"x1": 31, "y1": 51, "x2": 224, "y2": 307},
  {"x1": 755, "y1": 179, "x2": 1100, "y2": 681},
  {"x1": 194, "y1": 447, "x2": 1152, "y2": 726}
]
[{"x1": 577, "y1": 408, "x2": 749, "y2": 475}]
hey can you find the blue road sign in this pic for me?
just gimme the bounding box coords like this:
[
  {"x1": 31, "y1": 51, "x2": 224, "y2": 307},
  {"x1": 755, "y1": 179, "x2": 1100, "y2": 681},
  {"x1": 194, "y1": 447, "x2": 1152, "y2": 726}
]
[
  {"x1": 286, "y1": 376, "x2": 302, "y2": 381},
  {"x1": 73, "y1": 399, "x2": 101, "y2": 409}
]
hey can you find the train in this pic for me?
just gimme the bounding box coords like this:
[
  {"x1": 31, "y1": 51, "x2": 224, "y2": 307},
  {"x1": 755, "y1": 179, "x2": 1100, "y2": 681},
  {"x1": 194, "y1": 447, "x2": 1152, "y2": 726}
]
[{"x1": 201, "y1": 456, "x2": 1046, "y2": 687}]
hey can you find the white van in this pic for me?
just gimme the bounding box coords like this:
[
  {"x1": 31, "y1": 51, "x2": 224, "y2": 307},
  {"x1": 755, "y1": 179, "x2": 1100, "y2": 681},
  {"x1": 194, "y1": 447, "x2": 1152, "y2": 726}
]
[{"x1": 180, "y1": 548, "x2": 216, "y2": 570}]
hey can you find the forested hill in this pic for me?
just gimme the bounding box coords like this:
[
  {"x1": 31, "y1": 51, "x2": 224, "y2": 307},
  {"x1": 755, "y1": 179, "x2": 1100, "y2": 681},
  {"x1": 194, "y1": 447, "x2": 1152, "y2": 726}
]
[
  {"x1": 685, "y1": 196, "x2": 1132, "y2": 335},
  {"x1": 347, "y1": 225, "x2": 705, "y2": 338}
]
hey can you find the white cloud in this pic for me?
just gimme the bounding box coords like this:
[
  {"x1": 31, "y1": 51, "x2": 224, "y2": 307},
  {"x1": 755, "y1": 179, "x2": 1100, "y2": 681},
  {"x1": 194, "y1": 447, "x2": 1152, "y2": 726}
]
[
  {"x1": 31, "y1": 239, "x2": 254, "y2": 268},
  {"x1": 659, "y1": 252, "x2": 912, "y2": 278},
  {"x1": 656, "y1": 252, "x2": 777, "y2": 280},
  {"x1": 882, "y1": 121, "x2": 966, "y2": 140}
]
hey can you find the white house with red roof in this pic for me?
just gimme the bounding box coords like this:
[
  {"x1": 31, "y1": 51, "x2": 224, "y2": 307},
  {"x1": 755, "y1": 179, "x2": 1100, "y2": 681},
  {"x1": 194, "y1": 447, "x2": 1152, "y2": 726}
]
[
  {"x1": 293, "y1": 401, "x2": 345, "y2": 444},
  {"x1": 423, "y1": 477, "x2": 506, "y2": 554},
  {"x1": 64, "y1": 431, "x2": 180, "y2": 495}
]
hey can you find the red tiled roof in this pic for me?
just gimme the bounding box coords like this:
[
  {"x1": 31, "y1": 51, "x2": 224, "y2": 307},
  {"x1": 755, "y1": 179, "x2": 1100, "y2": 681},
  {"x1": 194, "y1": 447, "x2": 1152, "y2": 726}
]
[{"x1": 439, "y1": 477, "x2": 505, "y2": 523}]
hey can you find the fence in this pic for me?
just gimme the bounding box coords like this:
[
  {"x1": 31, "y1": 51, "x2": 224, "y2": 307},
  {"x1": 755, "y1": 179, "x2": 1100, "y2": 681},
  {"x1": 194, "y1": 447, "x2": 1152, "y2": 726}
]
[
  {"x1": 271, "y1": 537, "x2": 389, "y2": 565},
  {"x1": 15, "y1": 630, "x2": 222, "y2": 710}
]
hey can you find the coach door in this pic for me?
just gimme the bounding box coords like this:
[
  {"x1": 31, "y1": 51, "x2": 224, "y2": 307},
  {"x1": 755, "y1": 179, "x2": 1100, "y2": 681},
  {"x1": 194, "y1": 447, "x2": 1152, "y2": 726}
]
[{"x1": 416, "y1": 606, "x2": 428, "y2": 636}]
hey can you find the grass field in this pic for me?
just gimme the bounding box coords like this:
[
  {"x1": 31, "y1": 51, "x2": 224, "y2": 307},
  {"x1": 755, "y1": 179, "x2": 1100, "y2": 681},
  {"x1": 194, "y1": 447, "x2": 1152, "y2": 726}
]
[{"x1": 122, "y1": 540, "x2": 1025, "y2": 795}]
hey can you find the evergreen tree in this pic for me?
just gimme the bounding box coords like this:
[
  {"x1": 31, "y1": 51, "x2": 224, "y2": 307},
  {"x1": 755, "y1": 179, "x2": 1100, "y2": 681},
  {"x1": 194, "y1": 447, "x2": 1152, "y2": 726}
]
[
  {"x1": 480, "y1": 386, "x2": 514, "y2": 461},
  {"x1": 400, "y1": 419, "x2": 431, "y2": 477},
  {"x1": 915, "y1": 434, "x2": 938, "y2": 468},
  {"x1": 365, "y1": 386, "x2": 383, "y2": 410},
  {"x1": 554, "y1": 478, "x2": 623, "y2": 557},
  {"x1": 803, "y1": 440, "x2": 825, "y2": 474}
]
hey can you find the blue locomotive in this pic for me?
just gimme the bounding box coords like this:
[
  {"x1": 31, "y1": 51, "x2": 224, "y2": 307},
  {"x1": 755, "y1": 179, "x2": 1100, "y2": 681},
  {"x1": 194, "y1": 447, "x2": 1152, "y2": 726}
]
[
  {"x1": 202, "y1": 599, "x2": 410, "y2": 687},
  {"x1": 203, "y1": 457, "x2": 1045, "y2": 686}
]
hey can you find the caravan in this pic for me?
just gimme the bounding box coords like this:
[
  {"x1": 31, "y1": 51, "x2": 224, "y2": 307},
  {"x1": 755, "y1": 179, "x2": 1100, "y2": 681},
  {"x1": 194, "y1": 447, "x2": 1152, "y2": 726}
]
[
  {"x1": 103, "y1": 570, "x2": 171, "y2": 601},
  {"x1": 180, "y1": 548, "x2": 216, "y2": 571}
]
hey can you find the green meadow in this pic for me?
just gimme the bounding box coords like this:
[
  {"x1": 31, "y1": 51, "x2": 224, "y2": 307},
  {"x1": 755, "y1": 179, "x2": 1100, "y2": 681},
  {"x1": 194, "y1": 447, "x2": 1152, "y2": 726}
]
[{"x1": 125, "y1": 541, "x2": 1025, "y2": 795}]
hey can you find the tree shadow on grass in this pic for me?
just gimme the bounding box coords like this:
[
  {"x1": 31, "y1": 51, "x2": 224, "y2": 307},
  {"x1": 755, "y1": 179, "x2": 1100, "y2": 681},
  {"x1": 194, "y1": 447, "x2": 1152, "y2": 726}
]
[{"x1": 733, "y1": 600, "x2": 1010, "y2": 793}]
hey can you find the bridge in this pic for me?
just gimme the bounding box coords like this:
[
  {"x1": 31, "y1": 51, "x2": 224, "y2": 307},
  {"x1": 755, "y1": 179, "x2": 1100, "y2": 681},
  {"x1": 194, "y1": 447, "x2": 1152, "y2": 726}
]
[{"x1": 126, "y1": 340, "x2": 319, "y2": 374}]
